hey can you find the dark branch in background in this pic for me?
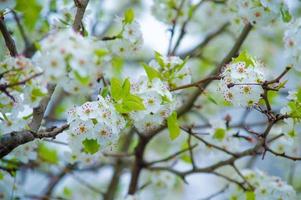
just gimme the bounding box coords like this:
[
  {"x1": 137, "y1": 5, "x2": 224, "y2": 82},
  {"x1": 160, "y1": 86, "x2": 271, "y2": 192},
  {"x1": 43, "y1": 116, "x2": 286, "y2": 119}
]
[
  {"x1": 42, "y1": 164, "x2": 75, "y2": 199},
  {"x1": 11, "y1": 10, "x2": 30, "y2": 49},
  {"x1": 170, "y1": 75, "x2": 221, "y2": 91},
  {"x1": 103, "y1": 131, "x2": 135, "y2": 200},
  {"x1": 171, "y1": 0, "x2": 206, "y2": 55},
  {"x1": 73, "y1": 0, "x2": 90, "y2": 33},
  {"x1": 179, "y1": 22, "x2": 229, "y2": 58},
  {"x1": 199, "y1": 185, "x2": 229, "y2": 200},
  {"x1": 0, "y1": 15, "x2": 18, "y2": 56},
  {"x1": 167, "y1": 0, "x2": 186, "y2": 56}
]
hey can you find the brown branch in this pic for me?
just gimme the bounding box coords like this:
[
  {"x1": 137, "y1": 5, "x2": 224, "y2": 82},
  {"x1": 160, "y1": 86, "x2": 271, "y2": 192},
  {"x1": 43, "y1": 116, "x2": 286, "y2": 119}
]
[
  {"x1": 265, "y1": 148, "x2": 301, "y2": 161},
  {"x1": 0, "y1": 15, "x2": 18, "y2": 56},
  {"x1": 146, "y1": 143, "x2": 198, "y2": 166},
  {"x1": 181, "y1": 127, "x2": 238, "y2": 157},
  {"x1": 179, "y1": 22, "x2": 229, "y2": 58},
  {"x1": 73, "y1": 0, "x2": 90, "y2": 32},
  {"x1": 29, "y1": 84, "x2": 56, "y2": 132},
  {"x1": 211, "y1": 171, "x2": 247, "y2": 190},
  {"x1": 199, "y1": 185, "x2": 229, "y2": 200},
  {"x1": 42, "y1": 164, "x2": 75, "y2": 199},
  {"x1": 0, "y1": 124, "x2": 67, "y2": 158},
  {"x1": 104, "y1": 131, "x2": 135, "y2": 200},
  {"x1": 265, "y1": 66, "x2": 292, "y2": 85},
  {"x1": 167, "y1": 0, "x2": 186, "y2": 56},
  {"x1": 171, "y1": 0, "x2": 206, "y2": 55},
  {"x1": 35, "y1": 124, "x2": 69, "y2": 139},
  {"x1": 170, "y1": 76, "x2": 221, "y2": 91},
  {"x1": 11, "y1": 10, "x2": 30, "y2": 49}
]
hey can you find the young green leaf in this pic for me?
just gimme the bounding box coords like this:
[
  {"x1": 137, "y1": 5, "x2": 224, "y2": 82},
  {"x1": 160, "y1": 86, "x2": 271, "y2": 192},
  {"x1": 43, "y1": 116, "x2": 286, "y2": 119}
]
[
  {"x1": 101, "y1": 87, "x2": 109, "y2": 98},
  {"x1": 213, "y1": 128, "x2": 226, "y2": 140},
  {"x1": 280, "y1": 5, "x2": 292, "y2": 23},
  {"x1": 121, "y1": 78, "x2": 131, "y2": 98},
  {"x1": 142, "y1": 63, "x2": 161, "y2": 81},
  {"x1": 111, "y1": 78, "x2": 123, "y2": 101},
  {"x1": 82, "y1": 138, "x2": 100, "y2": 155},
  {"x1": 124, "y1": 8, "x2": 135, "y2": 24},
  {"x1": 38, "y1": 144, "x2": 58, "y2": 164},
  {"x1": 16, "y1": 0, "x2": 42, "y2": 30},
  {"x1": 167, "y1": 111, "x2": 180, "y2": 140},
  {"x1": 154, "y1": 51, "x2": 165, "y2": 68},
  {"x1": 123, "y1": 94, "x2": 145, "y2": 111},
  {"x1": 246, "y1": 191, "x2": 256, "y2": 200}
]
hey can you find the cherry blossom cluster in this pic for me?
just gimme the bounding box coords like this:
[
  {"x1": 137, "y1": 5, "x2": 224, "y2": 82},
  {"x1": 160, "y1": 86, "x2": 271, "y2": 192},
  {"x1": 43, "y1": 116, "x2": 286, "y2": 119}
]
[
  {"x1": 105, "y1": 17, "x2": 143, "y2": 57},
  {"x1": 226, "y1": 169, "x2": 297, "y2": 199},
  {"x1": 129, "y1": 76, "x2": 177, "y2": 133},
  {"x1": 66, "y1": 96, "x2": 126, "y2": 164},
  {"x1": 151, "y1": 0, "x2": 190, "y2": 25},
  {"x1": 284, "y1": 19, "x2": 301, "y2": 71},
  {"x1": 35, "y1": 29, "x2": 106, "y2": 94},
  {"x1": 228, "y1": 0, "x2": 292, "y2": 26},
  {"x1": 218, "y1": 52, "x2": 266, "y2": 107},
  {"x1": 148, "y1": 54, "x2": 191, "y2": 89},
  {"x1": 0, "y1": 56, "x2": 46, "y2": 134}
]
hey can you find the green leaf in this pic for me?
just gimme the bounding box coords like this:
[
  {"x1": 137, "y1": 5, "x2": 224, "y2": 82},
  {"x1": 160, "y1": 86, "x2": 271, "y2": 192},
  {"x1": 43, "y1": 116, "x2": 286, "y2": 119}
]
[
  {"x1": 111, "y1": 78, "x2": 146, "y2": 113},
  {"x1": 0, "y1": 171, "x2": 4, "y2": 180},
  {"x1": 154, "y1": 51, "x2": 165, "y2": 68},
  {"x1": 213, "y1": 128, "x2": 226, "y2": 140},
  {"x1": 232, "y1": 51, "x2": 255, "y2": 67},
  {"x1": 16, "y1": 0, "x2": 42, "y2": 30},
  {"x1": 82, "y1": 139, "x2": 100, "y2": 155},
  {"x1": 246, "y1": 191, "x2": 256, "y2": 200},
  {"x1": 142, "y1": 63, "x2": 161, "y2": 81},
  {"x1": 124, "y1": 8, "x2": 135, "y2": 24},
  {"x1": 288, "y1": 130, "x2": 296, "y2": 137},
  {"x1": 101, "y1": 87, "x2": 109, "y2": 98},
  {"x1": 205, "y1": 93, "x2": 218, "y2": 105},
  {"x1": 180, "y1": 141, "x2": 192, "y2": 163},
  {"x1": 38, "y1": 144, "x2": 58, "y2": 164},
  {"x1": 167, "y1": 111, "x2": 180, "y2": 140},
  {"x1": 296, "y1": 88, "x2": 301, "y2": 102},
  {"x1": 63, "y1": 187, "x2": 72, "y2": 198},
  {"x1": 95, "y1": 49, "x2": 108, "y2": 57},
  {"x1": 121, "y1": 78, "x2": 131, "y2": 98},
  {"x1": 123, "y1": 94, "x2": 145, "y2": 111},
  {"x1": 49, "y1": 0, "x2": 57, "y2": 12},
  {"x1": 280, "y1": 5, "x2": 292, "y2": 23},
  {"x1": 31, "y1": 88, "x2": 45, "y2": 97},
  {"x1": 111, "y1": 78, "x2": 123, "y2": 101}
]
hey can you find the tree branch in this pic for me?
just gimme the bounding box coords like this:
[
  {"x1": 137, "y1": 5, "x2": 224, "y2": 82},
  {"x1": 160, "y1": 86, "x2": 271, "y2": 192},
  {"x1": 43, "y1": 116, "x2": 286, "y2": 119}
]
[
  {"x1": 73, "y1": 0, "x2": 90, "y2": 32},
  {"x1": 0, "y1": 15, "x2": 18, "y2": 56}
]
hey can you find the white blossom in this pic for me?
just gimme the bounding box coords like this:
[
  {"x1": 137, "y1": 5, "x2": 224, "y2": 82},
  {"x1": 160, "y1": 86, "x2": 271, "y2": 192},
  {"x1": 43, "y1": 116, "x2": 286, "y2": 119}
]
[{"x1": 218, "y1": 53, "x2": 266, "y2": 107}]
